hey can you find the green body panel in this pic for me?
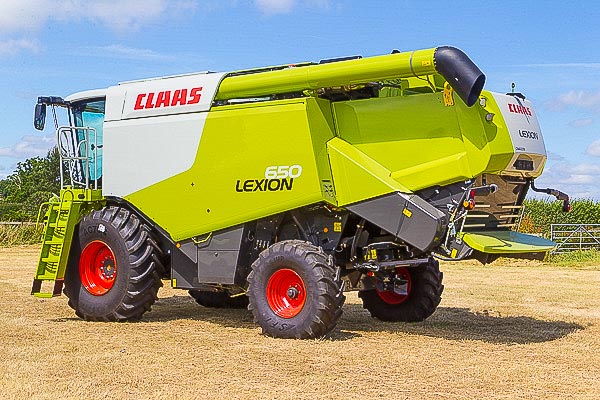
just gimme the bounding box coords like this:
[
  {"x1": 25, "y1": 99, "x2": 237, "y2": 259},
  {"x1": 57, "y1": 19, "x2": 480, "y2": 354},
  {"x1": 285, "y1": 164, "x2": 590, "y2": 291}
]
[
  {"x1": 326, "y1": 137, "x2": 410, "y2": 205},
  {"x1": 216, "y1": 48, "x2": 438, "y2": 100},
  {"x1": 124, "y1": 90, "x2": 520, "y2": 242},
  {"x1": 470, "y1": 91, "x2": 520, "y2": 174},
  {"x1": 331, "y1": 90, "x2": 514, "y2": 192},
  {"x1": 305, "y1": 98, "x2": 338, "y2": 204},
  {"x1": 125, "y1": 98, "x2": 336, "y2": 241},
  {"x1": 32, "y1": 189, "x2": 104, "y2": 298},
  {"x1": 460, "y1": 231, "x2": 555, "y2": 254}
]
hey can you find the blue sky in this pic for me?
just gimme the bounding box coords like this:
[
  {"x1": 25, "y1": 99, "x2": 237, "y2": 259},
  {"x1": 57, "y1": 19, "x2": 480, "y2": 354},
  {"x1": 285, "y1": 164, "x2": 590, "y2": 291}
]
[{"x1": 1, "y1": 0, "x2": 599, "y2": 199}]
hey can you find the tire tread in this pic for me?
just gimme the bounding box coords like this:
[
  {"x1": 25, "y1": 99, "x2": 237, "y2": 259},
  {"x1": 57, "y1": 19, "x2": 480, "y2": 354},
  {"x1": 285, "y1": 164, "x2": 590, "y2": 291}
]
[{"x1": 65, "y1": 206, "x2": 165, "y2": 322}]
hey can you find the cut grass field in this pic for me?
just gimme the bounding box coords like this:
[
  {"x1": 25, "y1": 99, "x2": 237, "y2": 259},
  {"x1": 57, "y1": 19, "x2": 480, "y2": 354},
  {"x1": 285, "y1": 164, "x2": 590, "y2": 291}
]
[{"x1": 1, "y1": 246, "x2": 599, "y2": 399}]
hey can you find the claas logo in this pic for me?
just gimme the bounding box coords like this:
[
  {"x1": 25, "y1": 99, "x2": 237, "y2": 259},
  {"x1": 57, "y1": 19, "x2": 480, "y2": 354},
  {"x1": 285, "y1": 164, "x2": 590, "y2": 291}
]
[
  {"x1": 507, "y1": 102, "x2": 532, "y2": 116},
  {"x1": 134, "y1": 87, "x2": 203, "y2": 110}
]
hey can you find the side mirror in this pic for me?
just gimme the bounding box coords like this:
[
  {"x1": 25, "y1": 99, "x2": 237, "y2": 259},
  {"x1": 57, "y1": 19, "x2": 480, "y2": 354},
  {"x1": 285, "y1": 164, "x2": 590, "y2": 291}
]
[{"x1": 34, "y1": 103, "x2": 46, "y2": 130}]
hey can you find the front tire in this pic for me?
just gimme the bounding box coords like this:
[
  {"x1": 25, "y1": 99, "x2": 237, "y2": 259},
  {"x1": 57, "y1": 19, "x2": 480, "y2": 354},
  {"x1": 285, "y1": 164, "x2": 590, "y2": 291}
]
[
  {"x1": 64, "y1": 206, "x2": 165, "y2": 321},
  {"x1": 247, "y1": 240, "x2": 345, "y2": 339},
  {"x1": 359, "y1": 260, "x2": 443, "y2": 322}
]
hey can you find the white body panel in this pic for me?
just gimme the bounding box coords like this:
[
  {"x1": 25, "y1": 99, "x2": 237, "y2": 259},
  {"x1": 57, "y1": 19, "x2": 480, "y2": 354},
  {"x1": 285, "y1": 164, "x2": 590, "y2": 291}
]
[
  {"x1": 101, "y1": 72, "x2": 227, "y2": 197},
  {"x1": 65, "y1": 88, "x2": 107, "y2": 102},
  {"x1": 103, "y1": 112, "x2": 208, "y2": 197},
  {"x1": 492, "y1": 93, "x2": 547, "y2": 177},
  {"x1": 104, "y1": 72, "x2": 227, "y2": 121},
  {"x1": 493, "y1": 93, "x2": 546, "y2": 156}
]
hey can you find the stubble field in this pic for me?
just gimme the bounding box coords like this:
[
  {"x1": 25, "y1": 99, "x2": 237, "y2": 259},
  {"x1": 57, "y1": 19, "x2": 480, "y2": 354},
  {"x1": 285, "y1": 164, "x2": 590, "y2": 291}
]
[{"x1": 1, "y1": 246, "x2": 599, "y2": 399}]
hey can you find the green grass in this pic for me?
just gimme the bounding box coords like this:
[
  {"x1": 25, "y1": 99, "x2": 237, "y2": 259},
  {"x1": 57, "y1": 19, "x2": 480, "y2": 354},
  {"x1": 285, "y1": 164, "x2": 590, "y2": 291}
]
[
  {"x1": 546, "y1": 249, "x2": 600, "y2": 267},
  {"x1": 0, "y1": 224, "x2": 41, "y2": 247}
]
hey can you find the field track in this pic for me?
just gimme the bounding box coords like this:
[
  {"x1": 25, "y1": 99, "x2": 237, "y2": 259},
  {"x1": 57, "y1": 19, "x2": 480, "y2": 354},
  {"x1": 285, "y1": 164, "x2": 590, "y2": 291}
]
[{"x1": 1, "y1": 246, "x2": 599, "y2": 399}]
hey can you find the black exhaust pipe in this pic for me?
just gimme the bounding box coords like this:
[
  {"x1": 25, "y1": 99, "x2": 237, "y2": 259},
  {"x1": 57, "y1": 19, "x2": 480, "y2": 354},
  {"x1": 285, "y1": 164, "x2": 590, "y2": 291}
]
[{"x1": 434, "y1": 46, "x2": 486, "y2": 107}]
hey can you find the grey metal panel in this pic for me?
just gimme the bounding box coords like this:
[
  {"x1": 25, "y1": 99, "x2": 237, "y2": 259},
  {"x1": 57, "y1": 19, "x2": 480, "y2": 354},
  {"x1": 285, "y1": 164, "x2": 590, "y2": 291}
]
[
  {"x1": 179, "y1": 241, "x2": 197, "y2": 263},
  {"x1": 197, "y1": 225, "x2": 246, "y2": 284},
  {"x1": 197, "y1": 225, "x2": 245, "y2": 251},
  {"x1": 347, "y1": 193, "x2": 407, "y2": 235},
  {"x1": 347, "y1": 192, "x2": 446, "y2": 252},
  {"x1": 397, "y1": 194, "x2": 447, "y2": 251},
  {"x1": 197, "y1": 251, "x2": 240, "y2": 284},
  {"x1": 171, "y1": 244, "x2": 200, "y2": 289}
]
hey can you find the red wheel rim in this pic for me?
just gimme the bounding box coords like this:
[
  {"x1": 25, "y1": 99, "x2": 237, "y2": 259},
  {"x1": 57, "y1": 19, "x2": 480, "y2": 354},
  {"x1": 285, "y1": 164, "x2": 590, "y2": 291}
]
[
  {"x1": 79, "y1": 240, "x2": 117, "y2": 296},
  {"x1": 266, "y1": 268, "x2": 306, "y2": 318},
  {"x1": 376, "y1": 268, "x2": 412, "y2": 305}
]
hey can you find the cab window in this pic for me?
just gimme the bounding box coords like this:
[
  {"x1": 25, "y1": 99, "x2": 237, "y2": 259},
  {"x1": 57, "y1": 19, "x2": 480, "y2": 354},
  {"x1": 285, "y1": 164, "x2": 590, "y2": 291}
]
[{"x1": 71, "y1": 99, "x2": 105, "y2": 182}]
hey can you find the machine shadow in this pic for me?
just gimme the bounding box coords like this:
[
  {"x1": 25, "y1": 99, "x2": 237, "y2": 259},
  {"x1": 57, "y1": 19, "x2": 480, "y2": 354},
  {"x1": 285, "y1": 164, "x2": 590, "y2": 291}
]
[
  {"x1": 146, "y1": 295, "x2": 254, "y2": 325},
  {"x1": 338, "y1": 304, "x2": 584, "y2": 344},
  {"x1": 146, "y1": 295, "x2": 361, "y2": 340},
  {"x1": 144, "y1": 296, "x2": 583, "y2": 344}
]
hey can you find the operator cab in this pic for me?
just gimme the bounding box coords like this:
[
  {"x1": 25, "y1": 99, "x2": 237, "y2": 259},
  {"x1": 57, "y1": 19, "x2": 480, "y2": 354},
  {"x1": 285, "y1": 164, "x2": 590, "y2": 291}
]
[{"x1": 34, "y1": 90, "x2": 106, "y2": 190}]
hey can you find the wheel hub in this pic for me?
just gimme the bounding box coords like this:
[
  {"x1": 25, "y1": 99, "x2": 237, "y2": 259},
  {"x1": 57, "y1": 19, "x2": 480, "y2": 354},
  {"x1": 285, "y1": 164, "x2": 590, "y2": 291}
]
[
  {"x1": 100, "y1": 259, "x2": 116, "y2": 279},
  {"x1": 266, "y1": 268, "x2": 306, "y2": 318},
  {"x1": 287, "y1": 286, "x2": 299, "y2": 299},
  {"x1": 376, "y1": 267, "x2": 412, "y2": 305},
  {"x1": 79, "y1": 240, "x2": 117, "y2": 296}
]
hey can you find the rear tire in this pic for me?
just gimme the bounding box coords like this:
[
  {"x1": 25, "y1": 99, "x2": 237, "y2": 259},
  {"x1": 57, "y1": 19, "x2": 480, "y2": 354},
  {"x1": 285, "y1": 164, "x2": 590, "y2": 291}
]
[
  {"x1": 189, "y1": 290, "x2": 249, "y2": 309},
  {"x1": 247, "y1": 240, "x2": 345, "y2": 339},
  {"x1": 359, "y1": 260, "x2": 443, "y2": 322},
  {"x1": 64, "y1": 206, "x2": 165, "y2": 321}
]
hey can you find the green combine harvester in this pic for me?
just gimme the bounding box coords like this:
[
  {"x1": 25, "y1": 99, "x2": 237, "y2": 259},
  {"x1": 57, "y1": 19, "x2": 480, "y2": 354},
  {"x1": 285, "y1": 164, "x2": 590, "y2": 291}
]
[{"x1": 31, "y1": 46, "x2": 569, "y2": 338}]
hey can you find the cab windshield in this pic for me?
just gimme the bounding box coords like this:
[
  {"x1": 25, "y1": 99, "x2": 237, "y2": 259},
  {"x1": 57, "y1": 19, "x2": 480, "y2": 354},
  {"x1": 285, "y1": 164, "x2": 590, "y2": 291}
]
[{"x1": 71, "y1": 99, "x2": 105, "y2": 182}]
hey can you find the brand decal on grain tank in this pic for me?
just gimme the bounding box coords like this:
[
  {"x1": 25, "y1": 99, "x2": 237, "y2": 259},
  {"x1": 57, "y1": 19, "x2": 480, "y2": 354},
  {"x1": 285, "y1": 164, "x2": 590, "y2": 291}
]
[
  {"x1": 518, "y1": 129, "x2": 539, "y2": 140},
  {"x1": 507, "y1": 103, "x2": 532, "y2": 116},
  {"x1": 134, "y1": 87, "x2": 203, "y2": 110},
  {"x1": 235, "y1": 165, "x2": 302, "y2": 192}
]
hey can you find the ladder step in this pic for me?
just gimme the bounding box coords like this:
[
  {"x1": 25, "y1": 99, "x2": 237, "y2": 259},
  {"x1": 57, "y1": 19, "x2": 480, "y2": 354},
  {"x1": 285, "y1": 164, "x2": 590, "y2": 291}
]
[
  {"x1": 31, "y1": 279, "x2": 64, "y2": 297},
  {"x1": 34, "y1": 274, "x2": 61, "y2": 280},
  {"x1": 43, "y1": 241, "x2": 64, "y2": 246},
  {"x1": 33, "y1": 293, "x2": 54, "y2": 299}
]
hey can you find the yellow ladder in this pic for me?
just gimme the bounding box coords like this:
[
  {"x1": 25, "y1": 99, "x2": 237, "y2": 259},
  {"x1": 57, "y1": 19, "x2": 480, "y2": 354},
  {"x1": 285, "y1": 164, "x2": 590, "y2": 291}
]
[{"x1": 31, "y1": 189, "x2": 103, "y2": 298}]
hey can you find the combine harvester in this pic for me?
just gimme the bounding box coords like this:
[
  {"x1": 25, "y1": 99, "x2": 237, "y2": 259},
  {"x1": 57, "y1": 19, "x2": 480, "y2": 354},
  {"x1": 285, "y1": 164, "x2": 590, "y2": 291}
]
[{"x1": 31, "y1": 46, "x2": 569, "y2": 338}]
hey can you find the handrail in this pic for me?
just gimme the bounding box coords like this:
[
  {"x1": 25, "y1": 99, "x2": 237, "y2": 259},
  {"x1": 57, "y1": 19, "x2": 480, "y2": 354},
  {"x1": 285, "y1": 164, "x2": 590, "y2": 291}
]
[{"x1": 56, "y1": 126, "x2": 99, "y2": 190}]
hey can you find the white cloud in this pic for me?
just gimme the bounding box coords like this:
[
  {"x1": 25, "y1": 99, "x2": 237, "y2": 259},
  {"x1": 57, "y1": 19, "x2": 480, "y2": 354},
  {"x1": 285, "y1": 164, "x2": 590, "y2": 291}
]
[
  {"x1": 569, "y1": 118, "x2": 594, "y2": 128},
  {"x1": 0, "y1": 38, "x2": 39, "y2": 56},
  {"x1": 0, "y1": 1, "x2": 52, "y2": 33},
  {"x1": 533, "y1": 160, "x2": 600, "y2": 200},
  {"x1": 254, "y1": 0, "x2": 332, "y2": 14},
  {"x1": 587, "y1": 139, "x2": 600, "y2": 157},
  {"x1": 569, "y1": 163, "x2": 600, "y2": 175},
  {"x1": 0, "y1": 1, "x2": 195, "y2": 57},
  {"x1": 83, "y1": 1, "x2": 173, "y2": 32},
  {"x1": 561, "y1": 174, "x2": 595, "y2": 185},
  {"x1": 255, "y1": 0, "x2": 296, "y2": 14},
  {"x1": 547, "y1": 89, "x2": 600, "y2": 113},
  {"x1": 546, "y1": 151, "x2": 565, "y2": 161},
  {"x1": 83, "y1": 44, "x2": 175, "y2": 61},
  {"x1": 0, "y1": 135, "x2": 54, "y2": 159},
  {"x1": 0, "y1": 0, "x2": 194, "y2": 34}
]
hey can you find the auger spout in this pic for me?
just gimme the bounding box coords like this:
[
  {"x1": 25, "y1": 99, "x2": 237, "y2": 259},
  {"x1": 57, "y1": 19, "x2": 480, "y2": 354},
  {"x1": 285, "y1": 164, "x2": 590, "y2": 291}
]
[{"x1": 215, "y1": 46, "x2": 485, "y2": 106}]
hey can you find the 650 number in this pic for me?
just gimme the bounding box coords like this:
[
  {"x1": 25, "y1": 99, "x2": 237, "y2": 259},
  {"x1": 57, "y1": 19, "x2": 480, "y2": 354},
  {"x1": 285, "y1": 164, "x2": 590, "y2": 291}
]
[{"x1": 265, "y1": 165, "x2": 303, "y2": 179}]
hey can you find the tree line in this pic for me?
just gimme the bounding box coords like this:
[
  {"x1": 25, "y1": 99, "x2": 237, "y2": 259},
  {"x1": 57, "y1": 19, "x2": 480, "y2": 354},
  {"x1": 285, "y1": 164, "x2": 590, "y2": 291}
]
[{"x1": 0, "y1": 148, "x2": 60, "y2": 221}]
